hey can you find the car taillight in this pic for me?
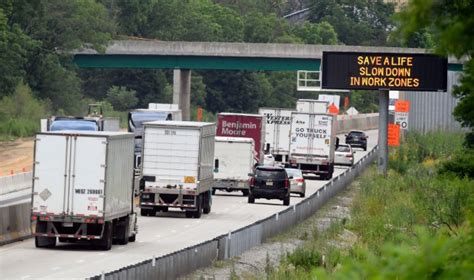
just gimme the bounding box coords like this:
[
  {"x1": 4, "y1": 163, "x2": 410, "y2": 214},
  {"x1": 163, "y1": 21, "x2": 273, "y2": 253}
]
[
  {"x1": 345, "y1": 155, "x2": 353, "y2": 158},
  {"x1": 285, "y1": 179, "x2": 289, "y2": 189},
  {"x1": 296, "y1": 178, "x2": 304, "y2": 183}
]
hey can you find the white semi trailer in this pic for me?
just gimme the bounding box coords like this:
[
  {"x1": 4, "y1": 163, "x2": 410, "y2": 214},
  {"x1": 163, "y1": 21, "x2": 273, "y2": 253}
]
[
  {"x1": 289, "y1": 112, "x2": 337, "y2": 180},
  {"x1": 259, "y1": 108, "x2": 294, "y2": 163},
  {"x1": 296, "y1": 99, "x2": 329, "y2": 113},
  {"x1": 31, "y1": 131, "x2": 138, "y2": 250},
  {"x1": 213, "y1": 137, "x2": 255, "y2": 196},
  {"x1": 140, "y1": 121, "x2": 215, "y2": 218}
]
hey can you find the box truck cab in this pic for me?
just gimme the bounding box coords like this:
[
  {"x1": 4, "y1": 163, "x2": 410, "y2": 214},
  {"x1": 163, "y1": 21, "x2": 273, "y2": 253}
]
[
  {"x1": 213, "y1": 137, "x2": 255, "y2": 196},
  {"x1": 31, "y1": 131, "x2": 138, "y2": 250}
]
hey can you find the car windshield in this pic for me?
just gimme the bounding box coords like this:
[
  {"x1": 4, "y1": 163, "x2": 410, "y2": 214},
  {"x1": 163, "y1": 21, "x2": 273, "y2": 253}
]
[
  {"x1": 129, "y1": 111, "x2": 171, "y2": 132},
  {"x1": 50, "y1": 120, "x2": 98, "y2": 131},
  {"x1": 255, "y1": 169, "x2": 286, "y2": 180},
  {"x1": 285, "y1": 168, "x2": 302, "y2": 177},
  {"x1": 336, "y1": 146, "x2": 351, "y2": 152},
  {"x1": 349, "y1": 131, "x2": 364, "y2": 136}
]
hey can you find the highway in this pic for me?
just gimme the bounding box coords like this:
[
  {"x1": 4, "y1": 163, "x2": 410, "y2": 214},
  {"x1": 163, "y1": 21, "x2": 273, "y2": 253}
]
[{"x1": 0, "y1": 130, "x2": 377, "y2": 279}]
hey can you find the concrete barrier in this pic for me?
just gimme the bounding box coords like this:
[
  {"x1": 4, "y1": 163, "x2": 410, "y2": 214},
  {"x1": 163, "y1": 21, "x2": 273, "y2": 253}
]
[
  {"x1": 0, "y1": 172, "x2": 33, "y2": 195},
  {"x1": 88, "y1": 146, "x2": 378, "y2": 280},
  {"x1": 0, "y1": 202, "x2": 31, "y2": 245}
]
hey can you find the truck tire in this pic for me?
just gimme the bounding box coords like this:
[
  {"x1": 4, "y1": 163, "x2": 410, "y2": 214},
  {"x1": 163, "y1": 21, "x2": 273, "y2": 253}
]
[
  {"x1": 212, "y1": 189, "x2": 216, "y2": 195},
  {"x1": 185, "y1": 211, "x2": 194, "y2": 218},
  {"x1": 35, "y1": 236, "x2": 56, "y2": 248},
  {"x1": 192, "y1": 195, "x2": 202, "y2": 218},
  {"x1": 202, "y1": 192, "x2": 212, "y2": 214},
  {"x1": 283, "y1": 196, "x2": 290, "y2": 206},
  {"x1": 248, "y1": 193, "x2": 255, "y2": 204},
  {"x1": 129, "y1": 234, "x2": 136, "y2": 242},
  {"x1": 242, "y1": 189, "x2": 249, "y2": 196},
  {"x1": 363, "y1": 145, "x2": 367, "y2": 151},
  {"x1": 98, "y1": 222, "x2": 113, "y2": 251},
  {"x1": 140, "y1": 208, "x2": 152, "y2": 216},
  {"x1": 117, "y1": 217, "x2": 130, "y2": 245}
]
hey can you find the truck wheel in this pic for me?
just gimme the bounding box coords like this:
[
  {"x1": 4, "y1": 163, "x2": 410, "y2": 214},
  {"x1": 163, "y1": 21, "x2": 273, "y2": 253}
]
[
  {"x1": 117, "y1": 217, "x2": 130, "y2": 245},
  {"x1": 248, "y1": 193, "x2": 255, "y2": 204},
  {"x1": 128, "y1": 234, "x2": 136, "y2": 242},
  {"x1": 202, "y1": 192, "x2": 211, "y2": 214},
  {"x1": 140, "y1": 208, "x2": 151, "y2": 216},
  {"x1": 363, "y1": 145, "x2": 367, "y2": 151},
  {"x1": 300, "y1": 192, "x2": 305, "y2": 198},
  {"x1": 98, "y1": 222, "x2": 113, "y2": 251},
  {"x1": 212, "y1": 189, "x2": 216, "y2": 195},
  {"x1": 35, "y1": 236, "x2": 56, "y2": 248},
  {"x1": 242, "y1": 189, "x2": 249, "y2": 196},
  {"x1": 185, "y1": 211, "x2": 194, "y2": 218},
  {"x1": 193, "y1": 195, "x2": 202, "y2": 218},
  {"x1": 283, "y1": 196, "x2": 290, "y2": 206}
]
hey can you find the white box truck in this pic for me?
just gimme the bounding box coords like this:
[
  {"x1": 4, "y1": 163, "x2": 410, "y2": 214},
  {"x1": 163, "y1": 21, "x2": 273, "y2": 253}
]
[
  {"x1": 213, "y1": 137, "x2": 255, "y2": 196},
  {"x1": 289, "y1": 112, "x2": 336, "y2": 180},
  {"x1": 296, "y1": 99, "x2": 329, "y2": 113},
  {"x1": 140, "y1": 121, "x2": 215, "y2": 218},
  {"x1": 259, "y1": 108, "x2": 294, "y2": 163},
  {"x1": 31, "y1": 131, "x2": 138, "y2": 250}
]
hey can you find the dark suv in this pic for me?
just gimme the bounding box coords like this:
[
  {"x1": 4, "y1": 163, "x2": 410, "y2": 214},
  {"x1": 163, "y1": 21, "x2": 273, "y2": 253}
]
[
  {"x1": 345, "y1": 130, "x2": 368, "y2": 151},
  {"x1": 248, "y1": 166, "x2": 291, "y2": 206}
]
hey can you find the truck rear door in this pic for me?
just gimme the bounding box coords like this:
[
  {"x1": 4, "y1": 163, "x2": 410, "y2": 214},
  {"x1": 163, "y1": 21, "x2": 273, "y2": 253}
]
[
  {"x1": 33, "y1": 134, "x2": 69, "y2": 215},
  {"x1": 69, "y1": 136, "x2": 106, "y2": 217}
]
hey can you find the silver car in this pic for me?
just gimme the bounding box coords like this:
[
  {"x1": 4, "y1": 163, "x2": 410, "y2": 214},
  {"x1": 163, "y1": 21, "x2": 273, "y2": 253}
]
[
  {"x1": 335, "y1": 144, "x2": 354, "y2": 166},
  {"x1": 285, "y1": 168, "x2": 306, "y2": 197}
]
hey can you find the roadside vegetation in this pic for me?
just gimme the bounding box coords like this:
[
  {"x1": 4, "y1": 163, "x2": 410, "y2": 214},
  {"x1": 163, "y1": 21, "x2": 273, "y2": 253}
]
[{"x1": 261, "y1": 131, "x2": 474, "y2": 279}]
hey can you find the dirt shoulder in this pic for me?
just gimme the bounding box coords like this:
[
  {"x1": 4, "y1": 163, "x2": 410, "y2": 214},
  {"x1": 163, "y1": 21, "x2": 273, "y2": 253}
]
[{"x1": 0, "y1": 138, "x2": 34, "y2": 176}]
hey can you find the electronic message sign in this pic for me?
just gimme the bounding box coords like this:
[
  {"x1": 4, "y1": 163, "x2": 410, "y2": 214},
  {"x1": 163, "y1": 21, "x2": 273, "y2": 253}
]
[{"x1": 321, "y1": 52, "x2": 447, "y2": 91}]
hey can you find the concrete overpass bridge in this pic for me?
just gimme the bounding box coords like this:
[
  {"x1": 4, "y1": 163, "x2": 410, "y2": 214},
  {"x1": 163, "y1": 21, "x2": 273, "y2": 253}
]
[{"x1": 73, "y1": 40, "x2": 464, "y2": 120}]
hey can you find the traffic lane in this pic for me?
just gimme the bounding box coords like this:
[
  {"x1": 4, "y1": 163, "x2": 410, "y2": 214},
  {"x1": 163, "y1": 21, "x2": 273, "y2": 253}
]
[{"x1": 0, "y1": 130, "x2": 377, "y2": 279}]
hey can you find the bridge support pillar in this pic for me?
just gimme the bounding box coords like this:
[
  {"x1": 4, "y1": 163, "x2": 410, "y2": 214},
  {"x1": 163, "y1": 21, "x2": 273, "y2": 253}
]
[{"x1": 173, "y1": 69, "x2": 191, "y2": 121}]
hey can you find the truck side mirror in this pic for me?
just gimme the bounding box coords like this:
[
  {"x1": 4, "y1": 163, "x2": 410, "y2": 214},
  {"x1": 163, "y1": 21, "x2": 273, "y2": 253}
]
[{"x1": 265, "y1": 143, "x2": 270, "y2": 153}]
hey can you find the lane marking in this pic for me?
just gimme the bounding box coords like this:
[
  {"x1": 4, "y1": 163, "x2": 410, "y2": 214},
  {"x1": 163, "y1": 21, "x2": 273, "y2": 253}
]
[
  {"x1": 98, "y1": 252, "x2": 105, "y2": 256},
  {"x1": 118, "y1": 246, "x2": 124, "y2": 250},
  {"x1": 185, "y1": 224, "x2": 190, "y2": 228},
  {"x1": 155, "y1": 234, "x2": 161, "y2": 238},
  {"x1": 51, "y1": 267, "x2": 60, "y2": 271},
  {"x1": 138, "y1": 240, "x2": 145, "y2": 243},
  {"x1": 21, "y1": 275, "x2": 31, "y2": 279},
  {"x1": 76, "y1": 260, "x2": 85, "y2": 264},
  {"x1": 171, "y1": 230, "x2": 177, "y2": 233}
]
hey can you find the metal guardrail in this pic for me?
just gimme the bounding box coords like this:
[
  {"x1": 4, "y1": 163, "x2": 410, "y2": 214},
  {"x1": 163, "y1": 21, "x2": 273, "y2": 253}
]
[{"x1": 88, "y1": 146, "x2": 378, "y2": 280}]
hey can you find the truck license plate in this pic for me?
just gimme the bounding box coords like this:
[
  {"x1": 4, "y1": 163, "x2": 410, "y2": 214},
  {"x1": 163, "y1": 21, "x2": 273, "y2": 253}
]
[
  {"x1": 62, "y1": 222, "x2": 73, "y2": 227},
  {"x1": 266, "y1": 182, "x2": 273, "y2": 186}
]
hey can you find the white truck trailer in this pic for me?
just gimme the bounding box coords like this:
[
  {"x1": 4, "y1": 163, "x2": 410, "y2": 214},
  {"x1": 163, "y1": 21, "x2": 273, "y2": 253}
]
[
  {"x1": 296, "y1": 99, "x2": 329, "y2": 113},
  {"x1": 259, "y1": 108, "x2": 294, "y2": 163},
  {"x1": 289, "y1": 112, "x2": 336, "y2": 180},
  {"x1": 140, "y1": 121, "x2": 215, "y2": 218},
  {"x1": 31, "y1": 131, "x2": 138, "y2": 250},
  {"x1": 213, "y1": 137, "x2": 255, "y2": 196}
]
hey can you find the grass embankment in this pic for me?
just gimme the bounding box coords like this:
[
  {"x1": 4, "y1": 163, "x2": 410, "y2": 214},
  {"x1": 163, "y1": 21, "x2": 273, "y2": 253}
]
[{"x1": 266, "y1": 132, "x2": 474, "y2": 279}]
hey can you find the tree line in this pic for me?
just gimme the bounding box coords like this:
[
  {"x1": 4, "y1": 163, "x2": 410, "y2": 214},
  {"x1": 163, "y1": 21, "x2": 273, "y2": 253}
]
[{"x1": 0, "y1": 0, "x2": 472, "y2": 144}]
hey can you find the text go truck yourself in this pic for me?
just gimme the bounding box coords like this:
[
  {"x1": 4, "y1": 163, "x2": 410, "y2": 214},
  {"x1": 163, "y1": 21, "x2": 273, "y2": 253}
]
[{"x1": 31, "y1": 131, "x2": 138, "y2": 250}]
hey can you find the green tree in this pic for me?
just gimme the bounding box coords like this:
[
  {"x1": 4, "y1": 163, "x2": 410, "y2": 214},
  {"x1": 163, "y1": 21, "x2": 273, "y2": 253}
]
[
  {"x1": 308, "y1": 0, "x2": 395, "y2": 46},
  {"x1": 106, "y1": 86, "x2": 138, "y2": 111},
  {"x1": 0, "y1": 7, "x2": 38, "y2": 97},
  {"x1": 396, "y1": 0, "x2": 474, "y2": 147}
]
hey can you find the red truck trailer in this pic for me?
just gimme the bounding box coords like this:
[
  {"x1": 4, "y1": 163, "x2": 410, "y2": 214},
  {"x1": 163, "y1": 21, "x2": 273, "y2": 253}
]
[{"x1": 216, "y1": 113, "x2": 265, "y2": 163}]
